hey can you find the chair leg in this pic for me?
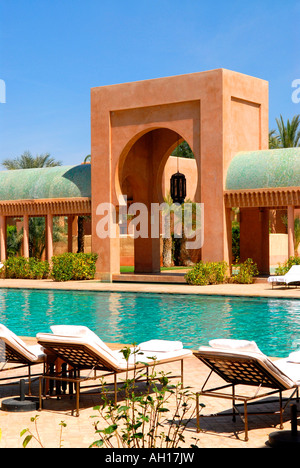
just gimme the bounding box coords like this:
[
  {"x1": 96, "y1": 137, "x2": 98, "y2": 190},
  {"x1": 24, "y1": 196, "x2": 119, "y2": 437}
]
[
  {"x1": 232, "y1": 385, "x2": 236, "y2": 422},
  {"x1": 38, "y1": 376, "x2": 43, "y2": 411},
  {"x1": 196, "y1": 393, "x2": 200, "y2": 433},
  {"x1": 75, "y1": 381, "x2": 80, "y2": 417},
  {"x1": 114, "y1": 373, "x2": 117, "y2": 405},
  {"x1": 28, "y1": 365, "x2": 31, "y2": 395},
  {"x1": 244, "y1": 401, "x2": 249, "y2": 441},
  {"x1": 279, "y1": 391, "x2": 284, "y2": 429}
]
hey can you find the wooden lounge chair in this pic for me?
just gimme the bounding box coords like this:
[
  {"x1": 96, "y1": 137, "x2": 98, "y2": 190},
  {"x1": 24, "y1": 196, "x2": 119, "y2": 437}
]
[
  {"x1": 194, "y1": 340, "x2": 300, "y2": 441},
  {"x1": 0, "y1": 324, "x2": 46, "y2": 395},
  {"x1": 36, "y1": 325, "x2": 192, "y2": 416}
]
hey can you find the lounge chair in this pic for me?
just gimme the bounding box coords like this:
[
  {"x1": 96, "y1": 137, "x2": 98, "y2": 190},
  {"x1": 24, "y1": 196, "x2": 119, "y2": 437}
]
[
  {"x1": 0, "y1": 324, "x2": 46, "y2": 394},
  {"x1": 268, "y1": 265, "x2": 300, "y2": 288},
  {"x1": 36, "y1": 325, "x2": 192, "y2": 416},
  {"x1": 193, "y1": 339, "x2": 300, "y2": 441}
]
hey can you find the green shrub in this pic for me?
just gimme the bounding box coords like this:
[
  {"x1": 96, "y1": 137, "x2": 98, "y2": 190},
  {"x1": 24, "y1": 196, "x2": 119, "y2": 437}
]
[
  {"x1": 275, "y1": 256, "x2": 300, "y2": 275},
  {"x1": 2, "y1": 256, "x2": 49, "y2": 279},
  {"x1": 185, "y1": 261, "x2": 228, "y2": 285},
  {"x1": 90, "y1": 345, "x2": 200, "y2": 448},
  {"x1": 230, "y1": 258, "x2": 259, "y2": 284},
  {"x1": 232, "y1": 221, "x2": 240, "y2": 261},
  {"x1": 51, "y1": 252, "x2": 98, "y2": 282}
]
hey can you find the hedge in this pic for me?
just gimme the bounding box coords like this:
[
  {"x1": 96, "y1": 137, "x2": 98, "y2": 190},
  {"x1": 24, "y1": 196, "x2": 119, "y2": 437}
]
[
  {"x1": 0, "y1": 252, "x2": 98, "y2": 282},
  {"x1": 51, "y1": 252, "x2": 98, "y2": 282},
  {"x1": 185, "y1": 261, "x2": 228, "y2": 285},
  {"x1": 2, "y1": 257, "x2": 50, "y2": 279},
  {"x1": 185, "y1": 258, "x2": 259, "y2": 285}
]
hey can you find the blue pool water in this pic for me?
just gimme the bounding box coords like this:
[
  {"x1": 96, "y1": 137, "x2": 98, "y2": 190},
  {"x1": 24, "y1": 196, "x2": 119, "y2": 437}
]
[{"x1": 0, "y1": 288, "x2": 300, "y2": 357}]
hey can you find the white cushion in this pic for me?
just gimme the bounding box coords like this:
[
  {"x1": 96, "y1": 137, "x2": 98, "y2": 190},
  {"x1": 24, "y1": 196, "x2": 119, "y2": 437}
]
[
  {"x1": 138, "y1": 339, "x2": 183, "y2": 352},
  {"x1": 268, "y1": 276, "x2": 285, "y2": 283},
  {"x1": 36, "y1": 332, "x2": 192, "y2": 371},
  {"x1": 0, "y1": 323, "x2": 45, "y2": 362},
  {"x1": 50, "y1": 325, "x2": 116, "y2": 360},
  {"x1": 286, "y1": 265, "x2": 300, "y2": 275},
  {"x1": 208, "y1": 339, "x2": 263, "y2": 354},
  {"x1": 287, "y1": 350, "x2": 300, "y2": 363},
  {"x1": 274, "y1": 358, "x2": 300, "y2": 384}
]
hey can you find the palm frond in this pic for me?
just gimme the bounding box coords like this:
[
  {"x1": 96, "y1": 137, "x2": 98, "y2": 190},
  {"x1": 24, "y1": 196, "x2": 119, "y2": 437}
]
[{"x1": 1, "y1": 151, "x2": 62, "y2": 170}]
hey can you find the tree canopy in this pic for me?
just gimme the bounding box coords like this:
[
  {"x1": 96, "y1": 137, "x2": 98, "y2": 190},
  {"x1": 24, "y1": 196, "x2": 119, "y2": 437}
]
[
  {"x1": 269, "y1": 114, "x2": 300, "y2": 148},
  {"x1": 2, "y1": 151, "x2": 62, "y2": 170}
]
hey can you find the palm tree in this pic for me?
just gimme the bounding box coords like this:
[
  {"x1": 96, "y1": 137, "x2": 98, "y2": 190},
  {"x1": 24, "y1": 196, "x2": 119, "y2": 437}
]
[
  {"x1": 269, "y1": 129, "x2": 280, "y2": 149},
  {"x1": 2, "y1": 151, "x2": 62, "y2": 170},
  {"x1": 6, "y1": 225, "x2": 23, "y2": 257},
  {"x1": 162, "y1": 192, "x2": 173, "y2": 267},
  {"x1": 28, "y1": 216, "x2": 66, "y2": 259},
  {"x1": 270, "y1": 114, "x2": 300, "y2": 148},
  {"x1": 171, "y1": 141, "x2": 194, "y2": 159}
]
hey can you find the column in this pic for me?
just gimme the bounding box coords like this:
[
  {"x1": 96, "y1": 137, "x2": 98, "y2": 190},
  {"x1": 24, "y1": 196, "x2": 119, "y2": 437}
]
[
  {"x1": 287, "y1": 205, "x2": 295, "y2": 258},
  {"x1": 46, "y1": 214, "x2": 53, "y2": 261},
  {"x1": 225, "y1": 207, "x2": 233, "y2": 268},
  {"x1": 239, "y1": 207, "x2": 270, "y2": 274},
  {"x1": 0, "y1": 215, "x2": 6, "y2": 262},
  {"x1": 23, "y1": 214, "x2": 30, "y2": 258},
  {"x1": 67, "y1": 215, "x2": 75, "y2": 253}
]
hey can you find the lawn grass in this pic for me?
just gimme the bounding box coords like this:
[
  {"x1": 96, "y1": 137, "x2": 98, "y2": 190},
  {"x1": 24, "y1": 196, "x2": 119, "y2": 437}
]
[{"x1": 120, "y1": 266, "x2": 192, "y2": 273}]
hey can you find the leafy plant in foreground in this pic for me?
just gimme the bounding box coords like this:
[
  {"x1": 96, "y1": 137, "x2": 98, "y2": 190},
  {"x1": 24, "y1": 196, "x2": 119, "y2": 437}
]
[
  {"x1": 90, "y1": 346, "x2": 201, "y2": 448},
  {"x1": 20, "y1": 415, "x2": 67, "y2": 448},
  {"x1": 230, "y1": 258, "x2": 259, "y2": 284}
]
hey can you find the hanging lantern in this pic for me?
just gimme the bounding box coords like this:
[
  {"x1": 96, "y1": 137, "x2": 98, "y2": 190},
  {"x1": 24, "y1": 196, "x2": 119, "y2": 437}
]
[{"x1": 170, "y1": 171, "x2": 186, "y2": 204}]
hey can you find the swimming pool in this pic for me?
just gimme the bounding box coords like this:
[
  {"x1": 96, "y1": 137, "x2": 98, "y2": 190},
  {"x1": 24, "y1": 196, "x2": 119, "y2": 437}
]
[{"x1": 0, "y1": 288, "x2": 300, "y2": 358}]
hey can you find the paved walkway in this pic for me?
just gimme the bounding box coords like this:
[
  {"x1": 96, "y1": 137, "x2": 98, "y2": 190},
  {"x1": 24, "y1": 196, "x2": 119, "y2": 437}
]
[
  {"x1": 0, "y1": 348, "x2": 297, "y2": 448},
  {"x1": 0, "y1": 278, "x2": 299, "y2": 448}
]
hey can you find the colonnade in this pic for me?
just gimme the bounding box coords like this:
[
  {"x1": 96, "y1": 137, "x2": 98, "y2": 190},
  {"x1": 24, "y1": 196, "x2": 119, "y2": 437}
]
[{"x1": 0, "y1": 213, "x2": 80, "y2": 262}]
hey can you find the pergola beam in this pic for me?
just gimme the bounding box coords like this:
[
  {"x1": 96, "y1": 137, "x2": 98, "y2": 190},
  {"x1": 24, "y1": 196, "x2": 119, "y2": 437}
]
[
  {"x1": 0, "y1": 197, "x2": 91, "y2": 217},
  {"x1": 224, "y1": 187, "x2": 300, "y2": 209}
]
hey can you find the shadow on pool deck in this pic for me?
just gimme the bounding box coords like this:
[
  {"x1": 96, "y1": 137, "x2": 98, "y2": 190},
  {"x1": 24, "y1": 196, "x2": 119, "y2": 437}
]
[{"x1": 0, "y1": 344, "x2": 297, "y2": 448}]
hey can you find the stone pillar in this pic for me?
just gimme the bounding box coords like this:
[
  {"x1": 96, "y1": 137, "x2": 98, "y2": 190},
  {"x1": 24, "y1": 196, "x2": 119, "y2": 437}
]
[
  {"x1": 68, "y1": 215, "x2": 75, "y2": 253},
  {"x1": 46, "y1": 214, "x2": 53, "y2": 261},
  {"x1": 0, "y1": 215, "x2": 6, "y2": 262},
  {"x1": 225, "y1": 207, "x2": 233, "y2": 271},
  {"x1": 239, "y1": 207, "x2": 270, "y2": 274},
  {"x1": 287, "y1": 205, "x2": 295, "y2": 258},
  {"x1": 23, "y1": 214, "x2": 30, "y2": 258}
]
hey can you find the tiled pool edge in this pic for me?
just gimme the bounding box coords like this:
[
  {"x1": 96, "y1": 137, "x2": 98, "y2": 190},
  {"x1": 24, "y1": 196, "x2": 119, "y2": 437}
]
[{"x1": 0, "y1": 278, "x2": 299, "y2": 300}]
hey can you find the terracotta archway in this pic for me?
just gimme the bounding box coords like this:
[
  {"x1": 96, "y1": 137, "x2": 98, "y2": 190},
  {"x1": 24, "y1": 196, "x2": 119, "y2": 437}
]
[
  {"x1": 91, "y1": 70, "x2": 268, "y2": 280},
  {"x1": 117, "y1": 128, "x2": 191, "y2": 273}
]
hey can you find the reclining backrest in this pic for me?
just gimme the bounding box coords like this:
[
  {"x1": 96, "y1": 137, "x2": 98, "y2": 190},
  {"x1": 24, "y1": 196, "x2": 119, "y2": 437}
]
[
  {"x1": 195, "y1": 348, "x2": 295, "y2": 390},
  {"x1": 286, "y1": 265, "x2": 300, "y2": 276},
  {"x1": 0, "y1": 324, "x2": 40, "y2": 363}
]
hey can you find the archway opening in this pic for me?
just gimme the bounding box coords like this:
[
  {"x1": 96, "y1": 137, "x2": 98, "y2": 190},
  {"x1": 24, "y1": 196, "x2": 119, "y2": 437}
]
[{"x1": 118, "y1": 129, "x2": 200, "y2": 274}]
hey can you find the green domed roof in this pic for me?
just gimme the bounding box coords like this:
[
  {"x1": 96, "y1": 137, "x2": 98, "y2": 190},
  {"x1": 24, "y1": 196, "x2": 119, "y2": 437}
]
[
  {"x1": 226, "y1": 148, "x2": 300, "y2": 190},
  {"x1": 0, "y1": 164, "x2": 91, "y2": 201}
]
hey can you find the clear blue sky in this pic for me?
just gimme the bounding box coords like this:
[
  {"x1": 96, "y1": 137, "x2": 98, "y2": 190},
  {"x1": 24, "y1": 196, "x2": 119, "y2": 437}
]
[{"x1": 0, "y1": 0, "x2": 299, "y2": 167}]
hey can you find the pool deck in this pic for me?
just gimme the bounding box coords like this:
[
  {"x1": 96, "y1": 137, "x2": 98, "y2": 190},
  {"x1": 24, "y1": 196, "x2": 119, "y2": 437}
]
[
  {"x1": 0, "y1": 276, "x2": 299, "y2": 299},
  {"x1": 0, "y1": 277, "x2": 299, "y2": 449}
]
